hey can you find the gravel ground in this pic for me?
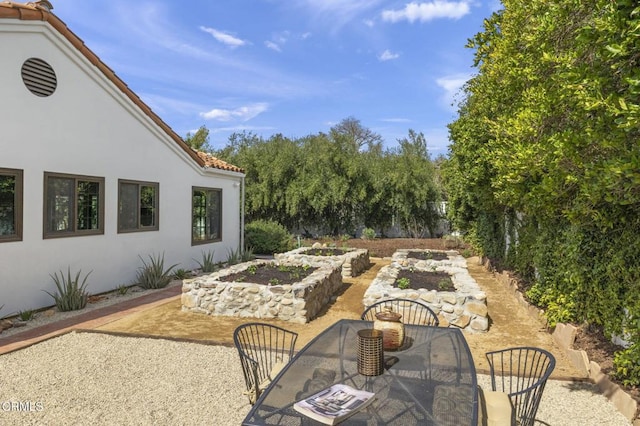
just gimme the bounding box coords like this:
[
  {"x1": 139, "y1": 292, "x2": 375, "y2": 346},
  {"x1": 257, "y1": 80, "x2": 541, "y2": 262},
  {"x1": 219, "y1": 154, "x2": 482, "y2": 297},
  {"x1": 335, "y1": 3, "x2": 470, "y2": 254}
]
[
  {"x1": 0, "y1": 332, "x2": 251, "y2": 425},
  {"x1": 0, "y1": 332, "x2": 631, "y2": 425}
]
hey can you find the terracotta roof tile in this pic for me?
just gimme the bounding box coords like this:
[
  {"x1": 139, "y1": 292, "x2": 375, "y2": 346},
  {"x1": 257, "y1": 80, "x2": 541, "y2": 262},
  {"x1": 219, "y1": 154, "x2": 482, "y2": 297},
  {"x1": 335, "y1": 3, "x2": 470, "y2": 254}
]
[
  {"x1": 0, "y1": 1, "x2": 243, "y2": 175},
  {"x1": 195, "y1": 151, "x2": 244, "y2": 173}
]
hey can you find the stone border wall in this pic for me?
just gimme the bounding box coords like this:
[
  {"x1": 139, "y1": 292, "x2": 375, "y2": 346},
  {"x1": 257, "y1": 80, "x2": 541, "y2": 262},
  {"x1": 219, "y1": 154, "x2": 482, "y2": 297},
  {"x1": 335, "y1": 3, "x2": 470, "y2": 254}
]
[
  {"x1": 482, "y1": 256, "x2": 640, "y2": 424},
  {"x1": 275, "y1": 246, "x2": 370, "y2": 278},
  {"x1": 181, "y1": 259, "x2": 343, "y2": 324},
  {"x1": 363, "y1": 250, "x2": 488, "y2": 332}
]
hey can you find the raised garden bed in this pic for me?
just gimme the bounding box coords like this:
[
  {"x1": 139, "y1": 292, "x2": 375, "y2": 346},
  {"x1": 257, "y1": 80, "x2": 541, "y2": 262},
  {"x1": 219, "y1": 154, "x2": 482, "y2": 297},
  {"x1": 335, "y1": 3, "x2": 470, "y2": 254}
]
[
  {"x1": 275, "y1": 246, "x2": 370, "y2": 278},
  {"x1": 182, "y1": 259, "x2": 342, "y2": 323},
  {"x1": 364, "y1": 250, "x2": 488, "y2": 332}
]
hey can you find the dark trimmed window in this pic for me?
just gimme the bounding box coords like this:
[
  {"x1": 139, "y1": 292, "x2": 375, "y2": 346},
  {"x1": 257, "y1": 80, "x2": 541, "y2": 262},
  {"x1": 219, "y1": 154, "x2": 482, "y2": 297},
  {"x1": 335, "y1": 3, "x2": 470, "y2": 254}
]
[
  {"x1": 0, "y1": 168, "x2": 23, "y2": 242},
  {"x1": 192, "y1": 187, "x2": 222, "y2": 245},
  {"x1": 44, "y1": 172, "x2": 104, "y2": 238},
  {"x1": 118, "y1": 180, "x2": 159, "y2": 233}
]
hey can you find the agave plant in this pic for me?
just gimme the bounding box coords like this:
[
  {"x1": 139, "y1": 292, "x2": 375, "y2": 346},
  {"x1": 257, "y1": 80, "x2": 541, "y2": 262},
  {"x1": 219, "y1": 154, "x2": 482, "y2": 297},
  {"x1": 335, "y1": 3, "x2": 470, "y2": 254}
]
[
  {"x1": 136, "y1": 253, "x2": 179, "y2": 289},
  {"x1": 195, "y1": 249, "x2": 217, "y2": 273},
  {"x1": 45, "y1": 267, "x2": 91, "y2": 312},
  {"x1": 17, "y1": 309, "x2": 36, "y2": 322},
  {"x1": 226, "y1": 248, "x2": 241, "y2": 266}
]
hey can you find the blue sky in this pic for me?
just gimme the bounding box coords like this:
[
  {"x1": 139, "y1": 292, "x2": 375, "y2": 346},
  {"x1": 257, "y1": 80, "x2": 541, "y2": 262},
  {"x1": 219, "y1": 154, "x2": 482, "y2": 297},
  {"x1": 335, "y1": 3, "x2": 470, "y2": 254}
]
[{"x1": 52, "y1": 1, "x2": 501, "y2": 157}]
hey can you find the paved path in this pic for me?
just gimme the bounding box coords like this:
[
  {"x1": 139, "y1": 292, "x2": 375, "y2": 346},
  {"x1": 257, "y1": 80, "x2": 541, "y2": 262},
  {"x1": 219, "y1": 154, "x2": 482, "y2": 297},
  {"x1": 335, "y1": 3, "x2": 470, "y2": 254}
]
[{"x1": 0, "y1": 285, "x2": 181, "y2": 355}]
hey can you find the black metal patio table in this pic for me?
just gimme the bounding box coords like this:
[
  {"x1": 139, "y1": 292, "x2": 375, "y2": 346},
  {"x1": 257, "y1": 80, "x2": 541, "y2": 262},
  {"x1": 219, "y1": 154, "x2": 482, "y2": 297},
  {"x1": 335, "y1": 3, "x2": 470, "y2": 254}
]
[{"x1": 242, "y1": 319, "x2": 478, "y2": 425}]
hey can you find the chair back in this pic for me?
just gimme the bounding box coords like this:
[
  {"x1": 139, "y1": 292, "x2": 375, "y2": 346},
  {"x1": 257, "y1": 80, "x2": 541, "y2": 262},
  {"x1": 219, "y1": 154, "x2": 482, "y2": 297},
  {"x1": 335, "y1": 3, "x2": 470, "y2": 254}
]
[
  {"x1": 361, "y1": 298, "x2": 439, "y2": 326},
  {"x1": 485, "y1": 347, "x2": 555, "y2": 426},
  {"x1": 233, "y1": 322, "x2": 298, "y2": 404}
]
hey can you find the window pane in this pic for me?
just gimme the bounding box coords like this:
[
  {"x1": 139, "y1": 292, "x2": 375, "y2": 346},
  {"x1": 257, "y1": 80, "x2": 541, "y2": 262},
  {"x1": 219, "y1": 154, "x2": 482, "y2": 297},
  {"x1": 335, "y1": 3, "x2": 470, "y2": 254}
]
[
  {"x1": 192, "y1": 188, "x2": 221, "y2": 244},
  {"x1": 140, "y1": 185, "x2": 156, "y2": 227},
  {"x1": 47, "y1": 177, "x2": 74, "y2": 232},
  {"x1": 77, "y1": 181, "x2": 100, "y2": 230},
  {"x1": 0, "y1": 175, "x2": 16, "y2": 236},
  {"x1": 206, "y1": 190, "x2": 221, "y2": 240},
  {"x1": 119, "y1": 183, "x2": 138, "y2": 230},
  {"x1": 192, "y1": 190, "x2": 206, "y2": 241}
]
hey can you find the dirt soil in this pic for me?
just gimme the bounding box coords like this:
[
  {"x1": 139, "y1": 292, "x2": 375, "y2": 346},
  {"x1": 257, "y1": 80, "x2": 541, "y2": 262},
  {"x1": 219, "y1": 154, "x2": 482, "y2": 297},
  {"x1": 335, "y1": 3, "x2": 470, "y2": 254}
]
[
  {"x1": 395, "y1": 269, "x2": 454, "y2": 291},
  {"x1": 220, "y1": 264, "x2": 315, "y2": 286},
  {"x1": 96, "y1": 238, "x2": 607, "y2": 382}
]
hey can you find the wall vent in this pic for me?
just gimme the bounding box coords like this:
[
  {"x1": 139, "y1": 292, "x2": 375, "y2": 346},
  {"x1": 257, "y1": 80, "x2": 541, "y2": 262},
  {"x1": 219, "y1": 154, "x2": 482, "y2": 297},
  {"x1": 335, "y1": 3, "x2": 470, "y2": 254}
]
[{"x1": 21, "y1": 58, "x2": 57, "y2": 97}]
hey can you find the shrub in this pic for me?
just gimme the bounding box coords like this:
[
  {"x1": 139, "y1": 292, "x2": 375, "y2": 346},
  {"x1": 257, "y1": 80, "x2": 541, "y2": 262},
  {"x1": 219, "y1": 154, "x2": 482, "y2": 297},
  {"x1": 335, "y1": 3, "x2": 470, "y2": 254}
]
[
  {"x1": 45, "y1": 267, "x2": 91, "y2": 312},
  {"x1": 361, "y1": 228, "x2": 376, "y2": 240},
  {"x1": 614, "y1": 343, "x2": 640, "y2": 387},
  {"x1": 136, "y1": 253, "x2": 179, "y2": 289},
  {"x1": 245, "y1": 220, "x2": 293, "y2": 255},
  {"x1": 526, "y1": 284, "x2": 576, "y2": 327}
]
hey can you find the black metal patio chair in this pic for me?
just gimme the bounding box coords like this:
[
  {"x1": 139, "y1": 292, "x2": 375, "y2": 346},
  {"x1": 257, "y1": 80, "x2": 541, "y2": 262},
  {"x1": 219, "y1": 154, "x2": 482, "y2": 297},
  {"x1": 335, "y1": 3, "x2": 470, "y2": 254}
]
[
  {"x1": 233, "y1": 322, "x2": 298, "y2": 404},
  {"x1": 485, "y1": 347, "x2": 556, "y2": 426},
  {"x1": 361, "y1": 298, "x2": 439, "y2": 326}
]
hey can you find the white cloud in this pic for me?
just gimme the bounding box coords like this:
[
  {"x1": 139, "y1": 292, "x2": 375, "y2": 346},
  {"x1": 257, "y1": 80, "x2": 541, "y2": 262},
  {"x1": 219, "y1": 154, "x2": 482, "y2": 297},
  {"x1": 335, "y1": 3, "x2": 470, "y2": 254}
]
[
  {"x1": 265, "y1": 41, "x2": 282, "y2": 52},
  {"x1": 200, "y1": 103, "x2": 269, "y2": 122},
  {"x1": 297, "y1": 0, "x2": 381, "y2": 16},
  {"x1": 382, "y1": 1, "x2": 470, "y2": 23},
  {"x1": 290, "y1": 0, "x2": 384, "y2": 33},
  {"x1": 378, "y1": 49, "x2": 400, "y2": 61},
  {"x1": 265, "y1": 31, "x2": 291, "y2": 52},
  {"x1": 199, "y1": 26, "x2": 247, "y2": 48},
  {"x1": 436, "y1": 74, "x2": 470, "y2": 110}
]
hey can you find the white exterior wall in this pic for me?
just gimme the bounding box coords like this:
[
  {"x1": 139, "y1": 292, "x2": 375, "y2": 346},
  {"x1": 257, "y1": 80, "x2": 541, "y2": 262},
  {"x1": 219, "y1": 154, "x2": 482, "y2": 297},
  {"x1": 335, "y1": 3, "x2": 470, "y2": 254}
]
[{"x1": 0, "y1": 20, "x2": 243, "y2": 316}]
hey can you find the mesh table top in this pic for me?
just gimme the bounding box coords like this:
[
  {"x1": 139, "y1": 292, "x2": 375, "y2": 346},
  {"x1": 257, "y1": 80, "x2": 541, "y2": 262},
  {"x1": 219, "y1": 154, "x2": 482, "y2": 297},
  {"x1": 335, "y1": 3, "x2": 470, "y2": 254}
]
[{"x1": 243, "y1": 319, "x2": 478, "y2": 426}]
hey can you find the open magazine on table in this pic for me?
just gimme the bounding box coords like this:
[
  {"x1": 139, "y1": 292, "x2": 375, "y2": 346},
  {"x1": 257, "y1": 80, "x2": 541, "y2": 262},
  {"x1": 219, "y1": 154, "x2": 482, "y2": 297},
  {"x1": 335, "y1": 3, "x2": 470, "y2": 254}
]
[{"x1": 293, "y1": 383, "x2": 375, "y2": 425}]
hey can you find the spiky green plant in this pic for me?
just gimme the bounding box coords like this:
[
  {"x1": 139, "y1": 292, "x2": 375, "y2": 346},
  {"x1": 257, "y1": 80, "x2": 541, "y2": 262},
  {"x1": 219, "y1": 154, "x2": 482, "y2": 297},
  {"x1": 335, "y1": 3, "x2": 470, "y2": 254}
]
[
  {"x1": 45, "y1": 267, "x2": 91, "y2": 312},
  {"x1": 226, "y1": 248, "x2": 241, "y2": 266},
  {"x1": 18, "y1": 309, "x2": 36, "y2": 322},
  {"x1": 136, "y1": 253, "x2": 179, "y2": 289},
  {"x1": 173, "y1": 268, "x2": 190, "y2": 280},
  {"x1": 116, "y1": 283, "x2": 130, "y2": 295},
  {"x1": 195, "y1": 250, "x2": 217, "y2": 273},
  {"x1": 241, "y1": 247, "x2": 255, "y2": 262}
]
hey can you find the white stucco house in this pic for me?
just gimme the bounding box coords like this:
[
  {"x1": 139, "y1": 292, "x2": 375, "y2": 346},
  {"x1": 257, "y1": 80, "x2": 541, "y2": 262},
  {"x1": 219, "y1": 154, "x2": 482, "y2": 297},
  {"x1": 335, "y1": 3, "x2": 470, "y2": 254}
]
[{"x1": 0, "y1": 1, "x2": 245, "y2": 316}]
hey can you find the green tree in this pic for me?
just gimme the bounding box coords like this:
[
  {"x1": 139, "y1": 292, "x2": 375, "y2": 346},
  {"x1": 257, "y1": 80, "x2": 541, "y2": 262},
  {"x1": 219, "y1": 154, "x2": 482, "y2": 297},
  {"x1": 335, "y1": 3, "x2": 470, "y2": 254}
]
[
  {"x1": 184, "y1": 125, "x2": 212, "y2": 152},
  {"x1": 388, "y1": 130, "x2": 442, "y2": 237},
  {"x1": 445, "y1": 0, "x2": 640, "y2": 384}
]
